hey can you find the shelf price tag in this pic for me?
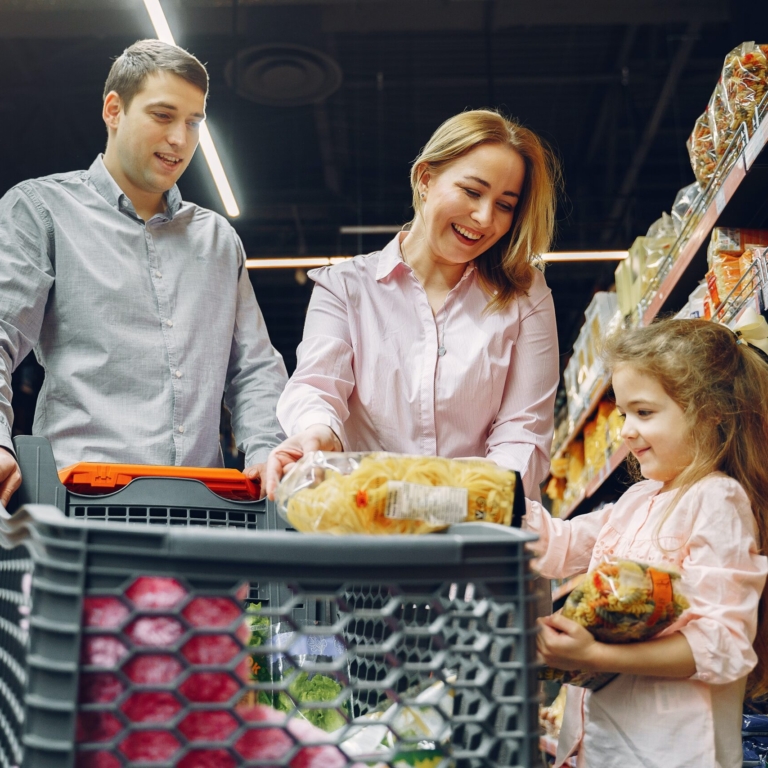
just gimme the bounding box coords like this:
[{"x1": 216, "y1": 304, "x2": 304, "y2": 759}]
[
  {"x1": 715, "y1": 187, "x2": 727, "y2": 216},
  {"x1": 745, "y1": 119, "x2": 768, "y2": 170}
]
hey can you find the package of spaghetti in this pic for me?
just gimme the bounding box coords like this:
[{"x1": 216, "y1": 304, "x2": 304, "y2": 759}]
[
  {"x1": 722, "y1": 42, "x2": 768, "y2": 133},
  {"x1": 276, "y1": 451, "x2": 523, "y2": 535},
  {"x1": 540, "y1": 559, "x2": 689, "y2": 691},
  {"x1": 687, "y1": 111, "x2": 717, "y2": 188}
]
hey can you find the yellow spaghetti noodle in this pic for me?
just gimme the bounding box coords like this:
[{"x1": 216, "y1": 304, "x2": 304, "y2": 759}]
[{"x1": 277, "y1": 452, "x2": 516, "y2": 535}]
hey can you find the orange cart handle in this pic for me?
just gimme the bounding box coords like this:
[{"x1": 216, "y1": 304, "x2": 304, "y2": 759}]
[{"x1": 58, "y1": 463, "x2": 260, "y2": 501}]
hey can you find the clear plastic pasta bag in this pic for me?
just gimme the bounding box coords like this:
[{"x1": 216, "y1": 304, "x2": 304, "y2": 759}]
[
  {"x1": 722, "y1": 42, "x2": 768, "y2": 133},
  {"x1": 687, "y1": 111, "x2": 717, "y2": 188},
  {"x1": 276, "y1": 451, "x2": 523, "y2": 535},
  {"x1": 671, "y1": 182, "x2": 702, "y2": 236},
  {"x1": 540, "y1": 559, "x2": 689, "y2": 691},
  {"x1": 708, "y1": 78, "x2": 734, "y2": 158}
]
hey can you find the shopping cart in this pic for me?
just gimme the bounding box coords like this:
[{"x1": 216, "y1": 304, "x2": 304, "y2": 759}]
[{"x1": 0, "y1": 436, "x2": 539, "y2": 768}]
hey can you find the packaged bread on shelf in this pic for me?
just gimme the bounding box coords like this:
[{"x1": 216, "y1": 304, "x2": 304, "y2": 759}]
[{"x1": 708, "y1": 228, "x2": 768, "y2": 310}]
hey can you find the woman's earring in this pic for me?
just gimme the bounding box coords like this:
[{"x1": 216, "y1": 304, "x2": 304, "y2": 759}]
[{"x1": 420, "y1": 192, "x2": 426, "y2": 201}]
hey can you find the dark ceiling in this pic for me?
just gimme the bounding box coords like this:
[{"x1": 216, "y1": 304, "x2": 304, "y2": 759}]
[{"x1": 0, "y1": 0, "x2": 756, "y2": 374}]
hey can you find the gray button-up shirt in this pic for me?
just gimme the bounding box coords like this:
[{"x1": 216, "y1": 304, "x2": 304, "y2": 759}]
[{"x1": 0, "y1": 156, "x2": 287, "y2": 469}]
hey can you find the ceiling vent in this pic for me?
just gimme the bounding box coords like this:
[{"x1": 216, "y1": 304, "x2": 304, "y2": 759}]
[{"x1": 225, "y1": 44, "x2": 343, "y2": 107}]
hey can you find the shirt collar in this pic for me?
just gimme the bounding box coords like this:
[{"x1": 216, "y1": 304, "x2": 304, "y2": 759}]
[
  {"x1": 375, "y1": 233, "x2": 407, "y2": 281},
  {"x1": 375, "y1": 231, "x2": 477, "y2": 284},
  {"x1": 88, "y1": 154, "x2": 183, "y2": 220}
]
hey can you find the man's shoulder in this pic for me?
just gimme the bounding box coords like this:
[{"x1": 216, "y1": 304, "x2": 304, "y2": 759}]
[{"x1": 12, "y1": 168, "x2": 89, "y2": 196}]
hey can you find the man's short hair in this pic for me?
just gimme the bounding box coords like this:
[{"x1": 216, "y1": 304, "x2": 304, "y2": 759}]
[{"x1": 103, "y1": 39, "x2": 209, "y2": 110}]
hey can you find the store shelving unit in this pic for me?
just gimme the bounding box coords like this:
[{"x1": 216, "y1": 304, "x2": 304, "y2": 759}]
[
  {"x1": 558, "y1": 443, "x2": 630, "y2": 521},
  {"x1": 550, "y1": 97, "x2": 768, "y2": 523},
  {"x1": 551, "y1": 376, "x2": 611, "y2": 462}
]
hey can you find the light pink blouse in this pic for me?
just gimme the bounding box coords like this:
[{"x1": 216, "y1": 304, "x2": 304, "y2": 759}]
[
  {"x1": 525, "y1": 473, "x2": 768, "y2": 768},
  {"x1": 276, "y1": 235, "x2": 559, "y2": 498}
]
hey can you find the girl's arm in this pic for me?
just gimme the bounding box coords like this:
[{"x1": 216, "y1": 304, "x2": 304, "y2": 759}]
[
  {"x1": 675, "y1": 477, "x2": 768, "y2": 685},
  {"x1": 537, "y1": 612, "x2": 696, "y2": 678},
  {"x1": 524, "y1": 498, "x2": 614, "y2": 581},
  {"x1": 484, "y1": 278, "x2": 559, "y2": 499}
]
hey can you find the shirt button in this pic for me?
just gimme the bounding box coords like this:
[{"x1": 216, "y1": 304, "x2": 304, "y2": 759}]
[
  {"x1": 175, "y1": 370, "x2": 183, "y2": 378},
  {"x1": 166, "y1": 319, "x2": 173, "y2": 327},
  {"x1": 178, "y1": 425, "x2": 185, "y2": 434},
  {"x1": 155, "y1": 271, "x2": 163, "y2": 278}
]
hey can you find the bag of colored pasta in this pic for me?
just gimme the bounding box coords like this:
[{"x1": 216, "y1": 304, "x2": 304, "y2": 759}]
[
  {"x1": 275, "y1": 451, "x2": 524, "y2": 535},
  {"x1": 687, "y1": 111, "x2": 718, "y2": 188},
  {"x1": 722, "y1": 42, "x2": 768, "y2": 134},
  {"x1": 540, "y1": 559, "x2": 689, "y2": 691}
]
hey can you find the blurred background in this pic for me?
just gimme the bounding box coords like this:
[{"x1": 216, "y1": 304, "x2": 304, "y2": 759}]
[{"x1": 0, "y1": 0, "x2": 756, "y2": 458}]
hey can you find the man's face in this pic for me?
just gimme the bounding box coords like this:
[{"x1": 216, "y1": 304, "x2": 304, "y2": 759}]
[{"x1": 105, "y1": 71, "x2": 206, "y2": 195}]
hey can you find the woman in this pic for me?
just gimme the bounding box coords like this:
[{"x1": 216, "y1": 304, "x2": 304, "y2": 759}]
[{"x1": 265, "y1": 109, "x2": 561, "y2": 501}]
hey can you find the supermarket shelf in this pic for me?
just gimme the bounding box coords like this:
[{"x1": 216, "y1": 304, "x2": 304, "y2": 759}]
[
  {"x1": 540, "y1": 735, "x2": 577, "y2": 767},
  {"x1": 552, "y1": 375, "x2": 611, "y2": 461},
  {"x1": 559, "y1": 443, "x2": 630, "y2": 521},
  {"x1": 641, "y1": 114, "x2": 768, "y2": 326},
  {"x1": 552, "y1": 574, "x2": 585, "y2": 603}
]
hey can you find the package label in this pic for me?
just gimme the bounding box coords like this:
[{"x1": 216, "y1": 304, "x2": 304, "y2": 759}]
[{"x1": 384, "y1": 481, "x2": 468, "y2": 524}]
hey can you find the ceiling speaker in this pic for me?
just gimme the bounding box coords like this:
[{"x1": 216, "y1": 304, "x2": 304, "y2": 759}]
[{"x1": 225, "y1": 44, "x2": 343, "y2": 107}]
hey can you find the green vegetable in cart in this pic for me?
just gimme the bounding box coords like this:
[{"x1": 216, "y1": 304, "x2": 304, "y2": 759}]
[{"x1": 276, "y1": 671, "x2": 348, "y2": 732}]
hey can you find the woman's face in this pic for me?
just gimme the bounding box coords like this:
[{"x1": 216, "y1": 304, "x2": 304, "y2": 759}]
[{"x1": 418, "y1": 143, "x2": 526, "y2": 267}]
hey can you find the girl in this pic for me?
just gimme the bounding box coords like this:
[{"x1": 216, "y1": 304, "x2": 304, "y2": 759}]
[
  {"x1": 265, "y1": 109, "x2": 561, "y2": 502},
  {"x1": 528, "y1": 318, "x2": 768, "y2": 768}
]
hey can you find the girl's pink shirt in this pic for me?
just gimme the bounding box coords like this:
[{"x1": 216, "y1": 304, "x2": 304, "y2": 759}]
[
  {"x1": 525, "y1": 473, "x2": 768, "y2": 768},
  {"x1": 276, "y1": 235, "x2": 559, "y2": 498}
]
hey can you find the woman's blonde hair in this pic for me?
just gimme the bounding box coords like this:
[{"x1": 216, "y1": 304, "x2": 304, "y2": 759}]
[
  {"x1": 604, "y1": 318, "x2": 768, "y2": 699},
  {"x1": 409, "y1": 109, "x2": 562, "y2": 312}
]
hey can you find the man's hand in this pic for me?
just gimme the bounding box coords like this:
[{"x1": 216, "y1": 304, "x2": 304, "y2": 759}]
[
  {"x1": 243, "y1": 462, "x2": 266, "y2": 497},
  {"x1": 536, "y1": 611, "x2": 600, "y2": 672},
  {"x1": 0, "y1": 448, "x2": 21, "y2": 509},
  {"x1": 265, "y1": 425, "x2": 342, "y2": 501}
]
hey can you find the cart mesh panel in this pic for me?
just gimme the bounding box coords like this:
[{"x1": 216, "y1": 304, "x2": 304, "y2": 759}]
[
  {"x1": 0, "y1": 548, "x2": 30, "y2": 768},
  {"x1": 4, "y1": 510, "x2": 537, "y2": 768},
  {"x1": 74, "y1": 576, "x2": 530, "y2": 768}
]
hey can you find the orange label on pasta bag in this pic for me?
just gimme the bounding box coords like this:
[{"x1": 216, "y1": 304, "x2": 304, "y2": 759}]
[
  {"x1": 383, "y1": 481, "x2": 468, "y2": 525},
  {"x1": 647, "y1": 568, "x2": 673, "y2": 627}
]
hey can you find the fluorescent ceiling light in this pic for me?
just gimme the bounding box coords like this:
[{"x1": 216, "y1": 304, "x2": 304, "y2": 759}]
[
  {"x1": 142, "y1": 0, "x2": 174, "y2": 43},
  {"x1": 142, "y1": 0, "x2": 240, "y2": 218},
  {"x1": 339, "y1": 225, "x2": 403, "y2": 234},
  {"x1": 246, "y1": 257, "x2": 352, "y2": 269},
  {"x1": 246, "y1": 251, "x2": 628, "y2": 269},
  {"x1": 542, "y1": 251, "x2": 628, "y2": 262}
]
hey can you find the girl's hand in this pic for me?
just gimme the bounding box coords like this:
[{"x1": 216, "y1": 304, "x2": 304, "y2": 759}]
[{"x1": 536, "y1": 612, "x2": 601, "y2": 671}]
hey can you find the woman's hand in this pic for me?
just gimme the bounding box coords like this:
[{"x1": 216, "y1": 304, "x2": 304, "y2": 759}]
[
  {"x1": 536, "y1": 612, "x2": 601, "y2": 671},
  {"x1": 265, "y1": 425, "x2": 343, "y2": 500}
]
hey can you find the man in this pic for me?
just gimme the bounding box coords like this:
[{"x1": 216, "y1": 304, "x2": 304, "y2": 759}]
[{"x1": 0, "y1": 40, "x2": 287, "y2": 506}]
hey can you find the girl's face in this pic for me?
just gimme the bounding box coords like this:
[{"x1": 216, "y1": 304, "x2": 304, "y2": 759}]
[
  {"x1": 417, "y1": 143, "x2": 526, "y2": 267},
  {"x1": 613, "y1": 364, "x2": 694, "y2": 492}
]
